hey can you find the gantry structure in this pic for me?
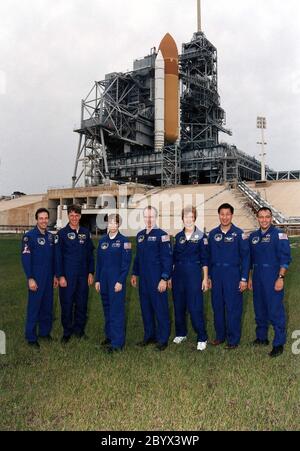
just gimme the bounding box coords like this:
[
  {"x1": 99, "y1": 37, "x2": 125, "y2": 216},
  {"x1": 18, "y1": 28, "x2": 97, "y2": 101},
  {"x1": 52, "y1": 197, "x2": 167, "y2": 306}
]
[{"x1": 72, "y1": 32, "x2": 264, "y2": 188}]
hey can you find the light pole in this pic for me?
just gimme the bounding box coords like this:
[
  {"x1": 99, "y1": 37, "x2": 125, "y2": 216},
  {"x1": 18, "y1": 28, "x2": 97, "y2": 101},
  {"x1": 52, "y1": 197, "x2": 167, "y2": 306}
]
[{"x1": 257, "y1": 116, "x2": 267, "y2": 181}]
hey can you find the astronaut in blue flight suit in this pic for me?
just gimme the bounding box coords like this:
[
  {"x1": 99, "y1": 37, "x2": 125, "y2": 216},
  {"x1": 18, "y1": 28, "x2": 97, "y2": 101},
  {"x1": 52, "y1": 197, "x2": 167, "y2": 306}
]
[
  {"x1": 248, "y1": 207, "x2": 291, "y2": 358},
  {"x1": 95, "y1": 214, "x2": 132, "y2": 353},
  {"x1": 21, "y1": 208, "x2": 58, "y2": 348},
  {"x1": 131, "y1": 206, "x2": 173, "y2": 351},
  {"x1": 170, "y1": 206, "x2": 210, "y2": 351},
  {"x1": 56, "y1": 204, "x2": 95, "y2": 343},
  {"x1": 208, "y1": 203, "x2": 250, "y2": 349}
]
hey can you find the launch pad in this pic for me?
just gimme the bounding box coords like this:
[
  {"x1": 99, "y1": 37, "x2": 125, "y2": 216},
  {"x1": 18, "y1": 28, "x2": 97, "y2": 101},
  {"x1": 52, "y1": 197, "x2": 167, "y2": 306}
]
[{"x1": 72, "y1": 3, "x2": 266, "y2": 188}]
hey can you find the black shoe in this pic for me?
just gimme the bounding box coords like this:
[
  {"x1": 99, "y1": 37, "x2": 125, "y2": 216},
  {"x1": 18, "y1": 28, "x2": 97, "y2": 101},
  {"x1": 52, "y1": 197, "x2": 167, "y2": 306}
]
[
  {"x1": 61, "y1": 335, "x2": 71, "y2": 344},
  {"x1": 156, "y1": 343, "x2": 168, "y2": 351},
  {"x1": 136, "y1": 338, "x2": 157, "y2": 347},
  {"x1": 252, "y1": 338, "x2": 269, "y2": 346},
  {"x1": 210, "y1": 339, "x2": 225, "y2": 346},
  {"x1": 269, "y1": 346, "x2": 284, "y2": 358},
  {"x1": 101, "y1": 338, "x2": 111, "y2": 346},
  {"x1": 225, "y1": 344, "x2": 239, "y2": 350},
  {"x1": 105, "y1": 346, "x2": 123, "y2": 354},
  {"x1": 39, "y1": 335, "x2": 53, "y2": 342},
  {"x1": 28, "y1": 341, "x2": 40, "y2": 349},
  {"x1": 74, "y1": 332, "x2": 88, "y2": 340}
]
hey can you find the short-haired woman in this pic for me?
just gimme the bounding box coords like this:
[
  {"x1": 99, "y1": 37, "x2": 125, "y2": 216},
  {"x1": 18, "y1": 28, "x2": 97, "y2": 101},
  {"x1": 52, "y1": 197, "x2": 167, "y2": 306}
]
[{"x1": 95, "y1": 214, "x2": 132, "y2": 353}]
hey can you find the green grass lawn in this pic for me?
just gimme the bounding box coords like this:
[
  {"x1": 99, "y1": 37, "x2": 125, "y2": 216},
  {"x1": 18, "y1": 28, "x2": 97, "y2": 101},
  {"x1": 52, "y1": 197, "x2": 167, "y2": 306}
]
[{"x1": 0, "y1": 235, "x2": 299, "y2": 431}]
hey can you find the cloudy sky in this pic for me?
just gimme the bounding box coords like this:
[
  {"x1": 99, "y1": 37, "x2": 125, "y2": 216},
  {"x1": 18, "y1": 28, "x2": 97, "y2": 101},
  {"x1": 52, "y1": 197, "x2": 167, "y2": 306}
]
[{"x1": 0, "y1": 0, "x2": 299, "y2": 195}]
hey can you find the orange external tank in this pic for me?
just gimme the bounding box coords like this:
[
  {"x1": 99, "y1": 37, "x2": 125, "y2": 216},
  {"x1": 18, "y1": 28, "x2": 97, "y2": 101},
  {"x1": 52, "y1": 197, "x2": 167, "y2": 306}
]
[{"x1": 158, "y1": 33, "x2": 179, "y2": 143}]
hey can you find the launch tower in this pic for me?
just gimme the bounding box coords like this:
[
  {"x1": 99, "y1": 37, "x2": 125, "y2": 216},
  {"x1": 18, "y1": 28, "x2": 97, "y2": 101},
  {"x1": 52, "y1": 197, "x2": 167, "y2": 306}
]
[{"x1": 72, "y1": 1, "x2": 263, "y2": 188}]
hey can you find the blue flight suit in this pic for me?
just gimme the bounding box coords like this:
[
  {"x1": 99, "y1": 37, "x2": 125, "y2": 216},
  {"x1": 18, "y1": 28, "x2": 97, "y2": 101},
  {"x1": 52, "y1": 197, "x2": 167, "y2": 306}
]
[
  {"x1": 172, "y1": 227, "x2": 209, "y2": 342},
  {"x1": 95, "y1": 233, "x2": 132, "y2": 350},
  {"x1": 249, "y1": 226, "x2": 291, "y2": 347},
  {"x1": 208, "y1": 224, "x2": 250, "y2": 346},
  {"x1": 21, "y1": 227, "x2": 56, "y2": 343},
  {"x1": 132, "y1": 227, "x2": 173, "y2": 345},
  {"x1": 56, "y1": 224, "x2": 95, "y2": 338}
]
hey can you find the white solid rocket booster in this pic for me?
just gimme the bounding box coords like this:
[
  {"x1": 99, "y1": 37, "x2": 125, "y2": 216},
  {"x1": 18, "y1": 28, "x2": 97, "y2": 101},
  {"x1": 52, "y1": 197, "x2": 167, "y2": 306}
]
[{"x1": 154, "y1": 50, "x2": 165, "y2": 152}]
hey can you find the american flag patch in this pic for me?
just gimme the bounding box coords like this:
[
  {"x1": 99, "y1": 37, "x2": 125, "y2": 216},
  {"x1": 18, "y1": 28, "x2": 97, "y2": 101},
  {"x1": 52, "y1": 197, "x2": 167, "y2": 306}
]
[
  {"x1": 124, "y1": 242, "x2": 132, "y2": 250},
  {"x1": 278, "y1": 233, "x2": 288, "y2": 240},
  {"x1": 161, "y1": 235, "x2": 170, "y2": 242},
  {"x1": 203, "y1": 238, "x2": 208, "y2": 245},
  {"x1": 242, "y1": 233, "x2": 249, "y2": 240}
]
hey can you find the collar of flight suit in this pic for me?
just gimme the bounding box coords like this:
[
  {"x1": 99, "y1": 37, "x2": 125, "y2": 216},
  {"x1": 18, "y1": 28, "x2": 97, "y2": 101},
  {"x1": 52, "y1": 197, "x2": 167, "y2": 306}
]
[
  {"x1": 34, "y1": 226, "x2": 48, "y2": 237},
  {"x1": 67, "y1": 223, "x2": 81, "y2": 235},
  {"x1": 182, "y1": 226, "x2": 203, "y2": 241},
  {"x1": 145, "y1": 225, "x2": 159, "y2": 235},
  {"x1": 259, "y1": 225, "x2": 275, "y2": 236},
  {"x1": 107, "y1": 231, "x2": 121, "y2": 241},
  {"x1": 218, "y1": 223, "x2": 236, "y2": 236},
  {"x1": 181, "y1": 225, "x2": 204, "y2": 241}
]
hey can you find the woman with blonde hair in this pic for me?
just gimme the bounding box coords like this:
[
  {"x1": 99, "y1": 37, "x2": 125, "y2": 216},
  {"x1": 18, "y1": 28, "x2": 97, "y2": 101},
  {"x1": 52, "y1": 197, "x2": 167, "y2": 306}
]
[{"x1": 170, "y1": 206, "x2": 209, "y2": 351}]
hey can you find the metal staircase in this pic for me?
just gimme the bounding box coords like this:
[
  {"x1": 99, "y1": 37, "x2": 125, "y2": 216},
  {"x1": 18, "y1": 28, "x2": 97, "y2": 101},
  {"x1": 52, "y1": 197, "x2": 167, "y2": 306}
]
[{"x1": 237, "y1": 181, "x2": 300, "y2": 225}]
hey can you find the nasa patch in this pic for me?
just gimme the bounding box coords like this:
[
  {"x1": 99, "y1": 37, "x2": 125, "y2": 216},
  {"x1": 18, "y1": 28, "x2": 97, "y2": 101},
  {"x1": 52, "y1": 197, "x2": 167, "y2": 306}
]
[
  {"x1": 138, "y1": 235, "x2": 145, "y2": 244},
  {"x1": 101, "y1": 242, "x2": 109, "y2": 250},
  {"x1": 37, "y1": 238, "x2": 46, "y2": 246},
  {"x1": 252, "y1": 236, "x2": 260, "y2": 245},
  {"x1": 179, "y1": 236, "x2": 186, "y2": 245},
  {"x1": 67, "y1": 233, "x2": 76, "y2": 240},
  {"x1": 54, "y1": 235, "x2": 59, "y2": 244},
  {"x1": 214, "y1": 234, "x2": 223, "y2": 242}
]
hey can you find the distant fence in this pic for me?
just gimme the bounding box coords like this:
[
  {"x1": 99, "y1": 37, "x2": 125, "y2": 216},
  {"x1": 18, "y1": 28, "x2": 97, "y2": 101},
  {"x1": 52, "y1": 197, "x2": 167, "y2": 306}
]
[
  {"x1": 0, "y1": 225, "x2": 33, "y2": 234},
  {"x1": 276, "y1": 225, "x2": 300, "y2": 237}
]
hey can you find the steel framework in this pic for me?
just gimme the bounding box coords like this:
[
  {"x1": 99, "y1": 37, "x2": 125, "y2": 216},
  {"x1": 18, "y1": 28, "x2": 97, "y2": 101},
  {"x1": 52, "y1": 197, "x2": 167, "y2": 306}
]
[
  {"x1": 72, "y1": 32, "x2": 265, "y2": 188},
  {"x1": 266, "y1": 170, "x2": 300, "y2": 181}
]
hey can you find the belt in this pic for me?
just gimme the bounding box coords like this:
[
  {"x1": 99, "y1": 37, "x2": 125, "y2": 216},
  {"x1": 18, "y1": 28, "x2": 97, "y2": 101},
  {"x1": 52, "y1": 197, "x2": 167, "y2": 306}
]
[{"x1": 253, "y1": 263, "x2": 278, "y2": 268}]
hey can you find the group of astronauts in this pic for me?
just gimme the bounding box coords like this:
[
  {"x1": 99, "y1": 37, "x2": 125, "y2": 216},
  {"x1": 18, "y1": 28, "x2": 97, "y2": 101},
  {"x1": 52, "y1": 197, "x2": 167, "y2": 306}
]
[{"x1": 21, "y1": 201, "x2": 291, "y2": 358}]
